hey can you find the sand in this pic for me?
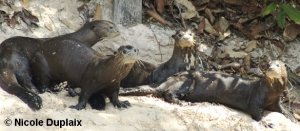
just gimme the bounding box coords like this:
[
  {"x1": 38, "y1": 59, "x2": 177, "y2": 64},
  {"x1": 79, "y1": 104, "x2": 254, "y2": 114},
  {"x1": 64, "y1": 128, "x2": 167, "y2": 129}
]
[{"x1": 0, "y1": 0, "x2": 299, "y2": 130}]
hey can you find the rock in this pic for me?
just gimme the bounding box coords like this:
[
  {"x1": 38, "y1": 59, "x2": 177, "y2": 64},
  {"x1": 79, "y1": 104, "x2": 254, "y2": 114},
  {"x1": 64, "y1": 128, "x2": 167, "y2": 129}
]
[{"x1": 93, "y1": 24, "x2": 175, "y2": 64}]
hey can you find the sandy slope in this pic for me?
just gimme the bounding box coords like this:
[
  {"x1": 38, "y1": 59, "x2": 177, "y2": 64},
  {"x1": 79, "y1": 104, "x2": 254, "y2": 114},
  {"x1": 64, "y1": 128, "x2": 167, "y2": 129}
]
[
  {"x1": 0, "y1": 0, "x2": 299, "y2": 130},
  {"x1": 0, "y1": 88, "x2": 299, "y2": 131}
]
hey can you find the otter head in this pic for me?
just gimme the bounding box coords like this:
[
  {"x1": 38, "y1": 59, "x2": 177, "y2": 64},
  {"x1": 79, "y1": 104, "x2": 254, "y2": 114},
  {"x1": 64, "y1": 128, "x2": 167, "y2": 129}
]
[
  {"x1": 114, "y1": 45, "x2": 139, "y2": 64},
  {"x1": 265, "y1": 60, "x2": 288, "y2": 92},
  {"x1": 88, "y1": 20, "x2": 120, "y2": 40},
  {"x1": 172, "y1": 29, "x2": 195, "y2": 48}
]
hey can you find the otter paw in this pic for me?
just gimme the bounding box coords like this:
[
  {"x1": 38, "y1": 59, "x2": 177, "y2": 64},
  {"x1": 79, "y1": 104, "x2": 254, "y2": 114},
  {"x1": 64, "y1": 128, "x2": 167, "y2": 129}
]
[
  {"x1": 31, "y1": 88, "x2": 40, "y2": 94},
  {"x1": 69, "y1": 104, "x2": 85, "y2": 110},
  {"x1": 113, "y1": 100, "x2": 131, "y2": 109},
  {"x1": 28, "y1": 95, "x2": 43, "y2": 110}
]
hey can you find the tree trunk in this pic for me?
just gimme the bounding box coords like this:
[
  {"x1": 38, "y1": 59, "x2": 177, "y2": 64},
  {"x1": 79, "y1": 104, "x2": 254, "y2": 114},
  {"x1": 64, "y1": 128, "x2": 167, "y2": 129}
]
[{"x1": 113, "y1": 0, "x2": 142, "y2": 26}]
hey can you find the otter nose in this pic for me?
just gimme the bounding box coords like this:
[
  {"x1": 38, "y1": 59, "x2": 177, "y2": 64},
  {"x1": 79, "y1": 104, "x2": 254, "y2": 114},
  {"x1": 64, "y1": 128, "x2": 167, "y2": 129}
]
[
  {"x1": 134, "y1": 49, "x2": 139, "y2": 53},
  {"x1": 125, "y1": 45, "x2": 133, "y2": 50}
]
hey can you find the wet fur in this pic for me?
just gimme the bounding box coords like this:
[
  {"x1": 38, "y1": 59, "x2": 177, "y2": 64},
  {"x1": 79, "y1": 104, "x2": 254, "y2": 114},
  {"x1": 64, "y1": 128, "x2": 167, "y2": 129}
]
[
  {"x1": 0, "y1": 20, "x2": 119, "y2": 110},
  {"x1": 31, "y1": 40, "x2": 136, "y2": 110},
  {"x1": 120, "y1": 60, "x2": 287, "y2": 121},
  {"x1": 120, "y1": 29, "x2": 200, "y2": 88}
]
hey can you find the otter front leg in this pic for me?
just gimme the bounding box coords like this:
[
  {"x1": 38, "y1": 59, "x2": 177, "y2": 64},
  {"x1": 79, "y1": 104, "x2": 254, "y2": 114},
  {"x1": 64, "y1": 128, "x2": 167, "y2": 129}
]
[
  {"x1": 267, "y1": 100, "x2": 283, "y2": 113},
  {"x1": 249, "y1": 99, "x2": 265, "y2": 121},
  {"x1": 109, "y1": 91, "x2": 130, "y2": 108},
  {"x1": 31, "y1": 52, "x2": 51, "y2": 93},
  {"x1": 104, "y1": 83, "x2": 130, "y2": 108},
  {"x1": 70, "y1": 89, "x2": 92, "y2": 110}
]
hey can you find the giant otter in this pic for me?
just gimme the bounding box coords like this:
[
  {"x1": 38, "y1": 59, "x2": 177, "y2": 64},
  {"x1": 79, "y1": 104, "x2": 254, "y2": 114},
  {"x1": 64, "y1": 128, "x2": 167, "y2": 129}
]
[
  {"x1": 30, "y1": 39, "x2": 138, "y2": 110},
  {"x1": 0, "y1": 20, "x2": 119, "y2": 93},
  {"x1": 120, "y1": 29, "x2": 201, "y2": 88},
  {"x1": 119, "y1": 60, "x2": 288, "y2": 121},
  {"x1": 120, "y1": 60, "x2": 156, "y2": 87},
  {"x1": 0, "y1": 34, "x2": 137, "y2": 110}
]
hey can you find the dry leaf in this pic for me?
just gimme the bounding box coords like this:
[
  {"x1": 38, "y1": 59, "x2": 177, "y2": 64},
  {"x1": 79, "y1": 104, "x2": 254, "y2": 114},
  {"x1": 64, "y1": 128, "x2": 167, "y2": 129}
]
[
  {"x1": 21, "y1": 0, "x2": 29, "y2": 7},
  {"x1": 78, "y1": 4, "x2": 90, "y2": 22},
  {"x1": 294, "y1": 113, "x2": 300, "y2": 120},
  {"x1": 197, "y1": 17, "x2": 205, "y2": 34},
  {"x1": 224, "y1": 0, "x2": 243, "y2": 5},
  {"x1": 245, "y1": 40, "x2": 257, "y2": 52},
  {"x1": 204, "y1": 18, "x2": 218, "y2": 36},
  {"x1": 205, "y1": 8, "x2": 215, "y2": 23},
  {"x1": 225, "y1": 48, "x2": 248, "y2": 58},
  {"x1": 147, "y1": 9, "x2": 172, "y2": 26},
  {"x1": 9, "y1": 11, "x2": 20, "y2": 28},
  {"x1": 214, "y1": 17, "x2": 229, "y2": 33},
  {"x1": 283, "y1": 24, "x2": 300, "y2": 41},
  {"x1": 250, "y1": 23, "x2": 268, "y2": 39},
  {"x1": 155, "y1": 0, "x2": 165, "y2": 14},
  {"x1": 217, "y1": 30, "x2": 231, "y2": 41},
  {"x1": 0, "y1": 10, "x2": 10, "y2": 25},
  {"x1": 244, "y1": 54, "x2": 251, "y2": 71},
  {"x1": 20, "y1": 8, "x2": 39, "y2": 27},
  {"x1": 175, "y1": 0, "x2": 198, "y2": 19},
  {"x1": 93, "y1": 4, "x2": 102, "y2": 20}
]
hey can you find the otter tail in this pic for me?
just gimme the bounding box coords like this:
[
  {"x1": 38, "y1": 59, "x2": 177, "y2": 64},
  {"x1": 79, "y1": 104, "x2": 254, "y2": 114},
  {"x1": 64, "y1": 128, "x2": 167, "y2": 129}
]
[
  {"x1": 119, "y1": 86, "x2": 157, "y2": 96},
  {"x1": 0, "y1": 71, "x2": 42, "y2": 110}
]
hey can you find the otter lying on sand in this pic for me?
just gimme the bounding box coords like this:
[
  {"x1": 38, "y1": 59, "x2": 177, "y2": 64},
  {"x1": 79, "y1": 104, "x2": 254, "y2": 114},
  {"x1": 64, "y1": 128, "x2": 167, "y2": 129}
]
[{"x1": 119, "y1": 60, "x2": 287, "y2": 121}]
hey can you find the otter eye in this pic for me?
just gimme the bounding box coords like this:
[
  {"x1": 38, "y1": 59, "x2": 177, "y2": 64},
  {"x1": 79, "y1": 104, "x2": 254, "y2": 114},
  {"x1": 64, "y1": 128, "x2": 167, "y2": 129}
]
[{"x1": 178, "y1": 33, "x2": 182, "y2": 37}]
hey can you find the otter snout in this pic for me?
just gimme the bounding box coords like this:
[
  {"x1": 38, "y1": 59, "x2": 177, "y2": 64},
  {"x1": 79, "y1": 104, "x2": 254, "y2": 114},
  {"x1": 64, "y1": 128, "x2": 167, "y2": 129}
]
[
  {"x1": 173, "y1": 29, "x2": 195, "y2": 48},
  {"x1": 118, "y1": 45, "x2": 139, "y2": 64}
]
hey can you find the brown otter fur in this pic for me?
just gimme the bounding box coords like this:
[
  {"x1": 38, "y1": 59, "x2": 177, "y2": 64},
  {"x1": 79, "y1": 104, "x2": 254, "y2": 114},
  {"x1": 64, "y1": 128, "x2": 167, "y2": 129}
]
[
  {"x1": 120, "y1": 61, "x2": 156, "y2": 87},
  {"x1": 0, "y1": 34, "x2": 136, "y2": 110},
  {"x1": 0, "y1": 20, "x2": 119, "y2": 93},
  {"x1": 119, "y1": 60, "x2": 287, "y2": 121},
  {"x1": 120, "y1": 29, "x2": 201, "y2": 88},
  {"x1": 30, "y1": 39, "x2": 137, "y2": 110}
]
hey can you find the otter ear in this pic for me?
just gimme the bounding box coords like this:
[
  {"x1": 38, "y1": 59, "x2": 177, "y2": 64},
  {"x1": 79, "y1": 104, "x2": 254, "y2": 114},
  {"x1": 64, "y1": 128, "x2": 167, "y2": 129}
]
[
  {"x1": 113, "y1": 51, "x2": 117, "y2": 55},
  {"x1": 90, "y1": 25, "x2": 96, "y2": 30}
]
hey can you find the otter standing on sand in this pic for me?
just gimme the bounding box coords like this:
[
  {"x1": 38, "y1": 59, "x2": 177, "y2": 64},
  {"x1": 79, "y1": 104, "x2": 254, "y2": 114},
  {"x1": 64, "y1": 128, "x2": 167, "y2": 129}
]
[
  {"x1": 0, "y1": 20, "x2": 119, "y2": 93},
  {"x1": 0, "y1": 34, "x2": 137, "y2": 110},
  {"x1": 121, "y1": 29, "x2": 201, "y2": 88},
  {"x1": 120, "y1": 60, "x2": 287, "y2": 121},
  {"x1": 30, "y1": 38, "x2": 138, "y2": 110}
]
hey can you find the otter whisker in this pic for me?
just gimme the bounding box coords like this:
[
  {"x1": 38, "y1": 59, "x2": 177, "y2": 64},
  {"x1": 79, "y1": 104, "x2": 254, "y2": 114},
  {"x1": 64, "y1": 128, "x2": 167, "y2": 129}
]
[{"x1": 138, "y1": 60, "x2": 146, "y2": 68}]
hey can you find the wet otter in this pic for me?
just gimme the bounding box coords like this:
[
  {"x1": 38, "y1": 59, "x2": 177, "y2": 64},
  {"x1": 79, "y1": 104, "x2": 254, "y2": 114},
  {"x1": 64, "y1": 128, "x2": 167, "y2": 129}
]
[
  {"x1": 119, "y1": 60, "x2": 287, "y2": 121},
  {"x1": 120, "y1": 61, "x2": 157, "y2": 88},
  {"x1": 0, "y1": 20, "x2": 119, "y2": 93},
  {"x1": 120, "y1": 29, "x2": 201, "y2": 88},
  {"x1": 30, "y1": 40, "x2": 138, "y2": 110},
  {"x1": 0, "y1": 34, "x2": 137, "y2": 110}
]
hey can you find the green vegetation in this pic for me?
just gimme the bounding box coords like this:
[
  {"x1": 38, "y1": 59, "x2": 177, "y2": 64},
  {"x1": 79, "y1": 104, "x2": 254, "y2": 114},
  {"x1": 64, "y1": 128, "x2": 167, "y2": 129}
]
[{"x1": 262, "y1": 2, "x2": 300, "y2": 28}]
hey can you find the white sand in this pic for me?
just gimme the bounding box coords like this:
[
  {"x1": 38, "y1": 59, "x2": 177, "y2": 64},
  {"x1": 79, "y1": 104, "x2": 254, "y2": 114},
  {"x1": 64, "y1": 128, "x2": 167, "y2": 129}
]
[{"x1": 0, "y1": 0, "x2": 299, "y2": 130}]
